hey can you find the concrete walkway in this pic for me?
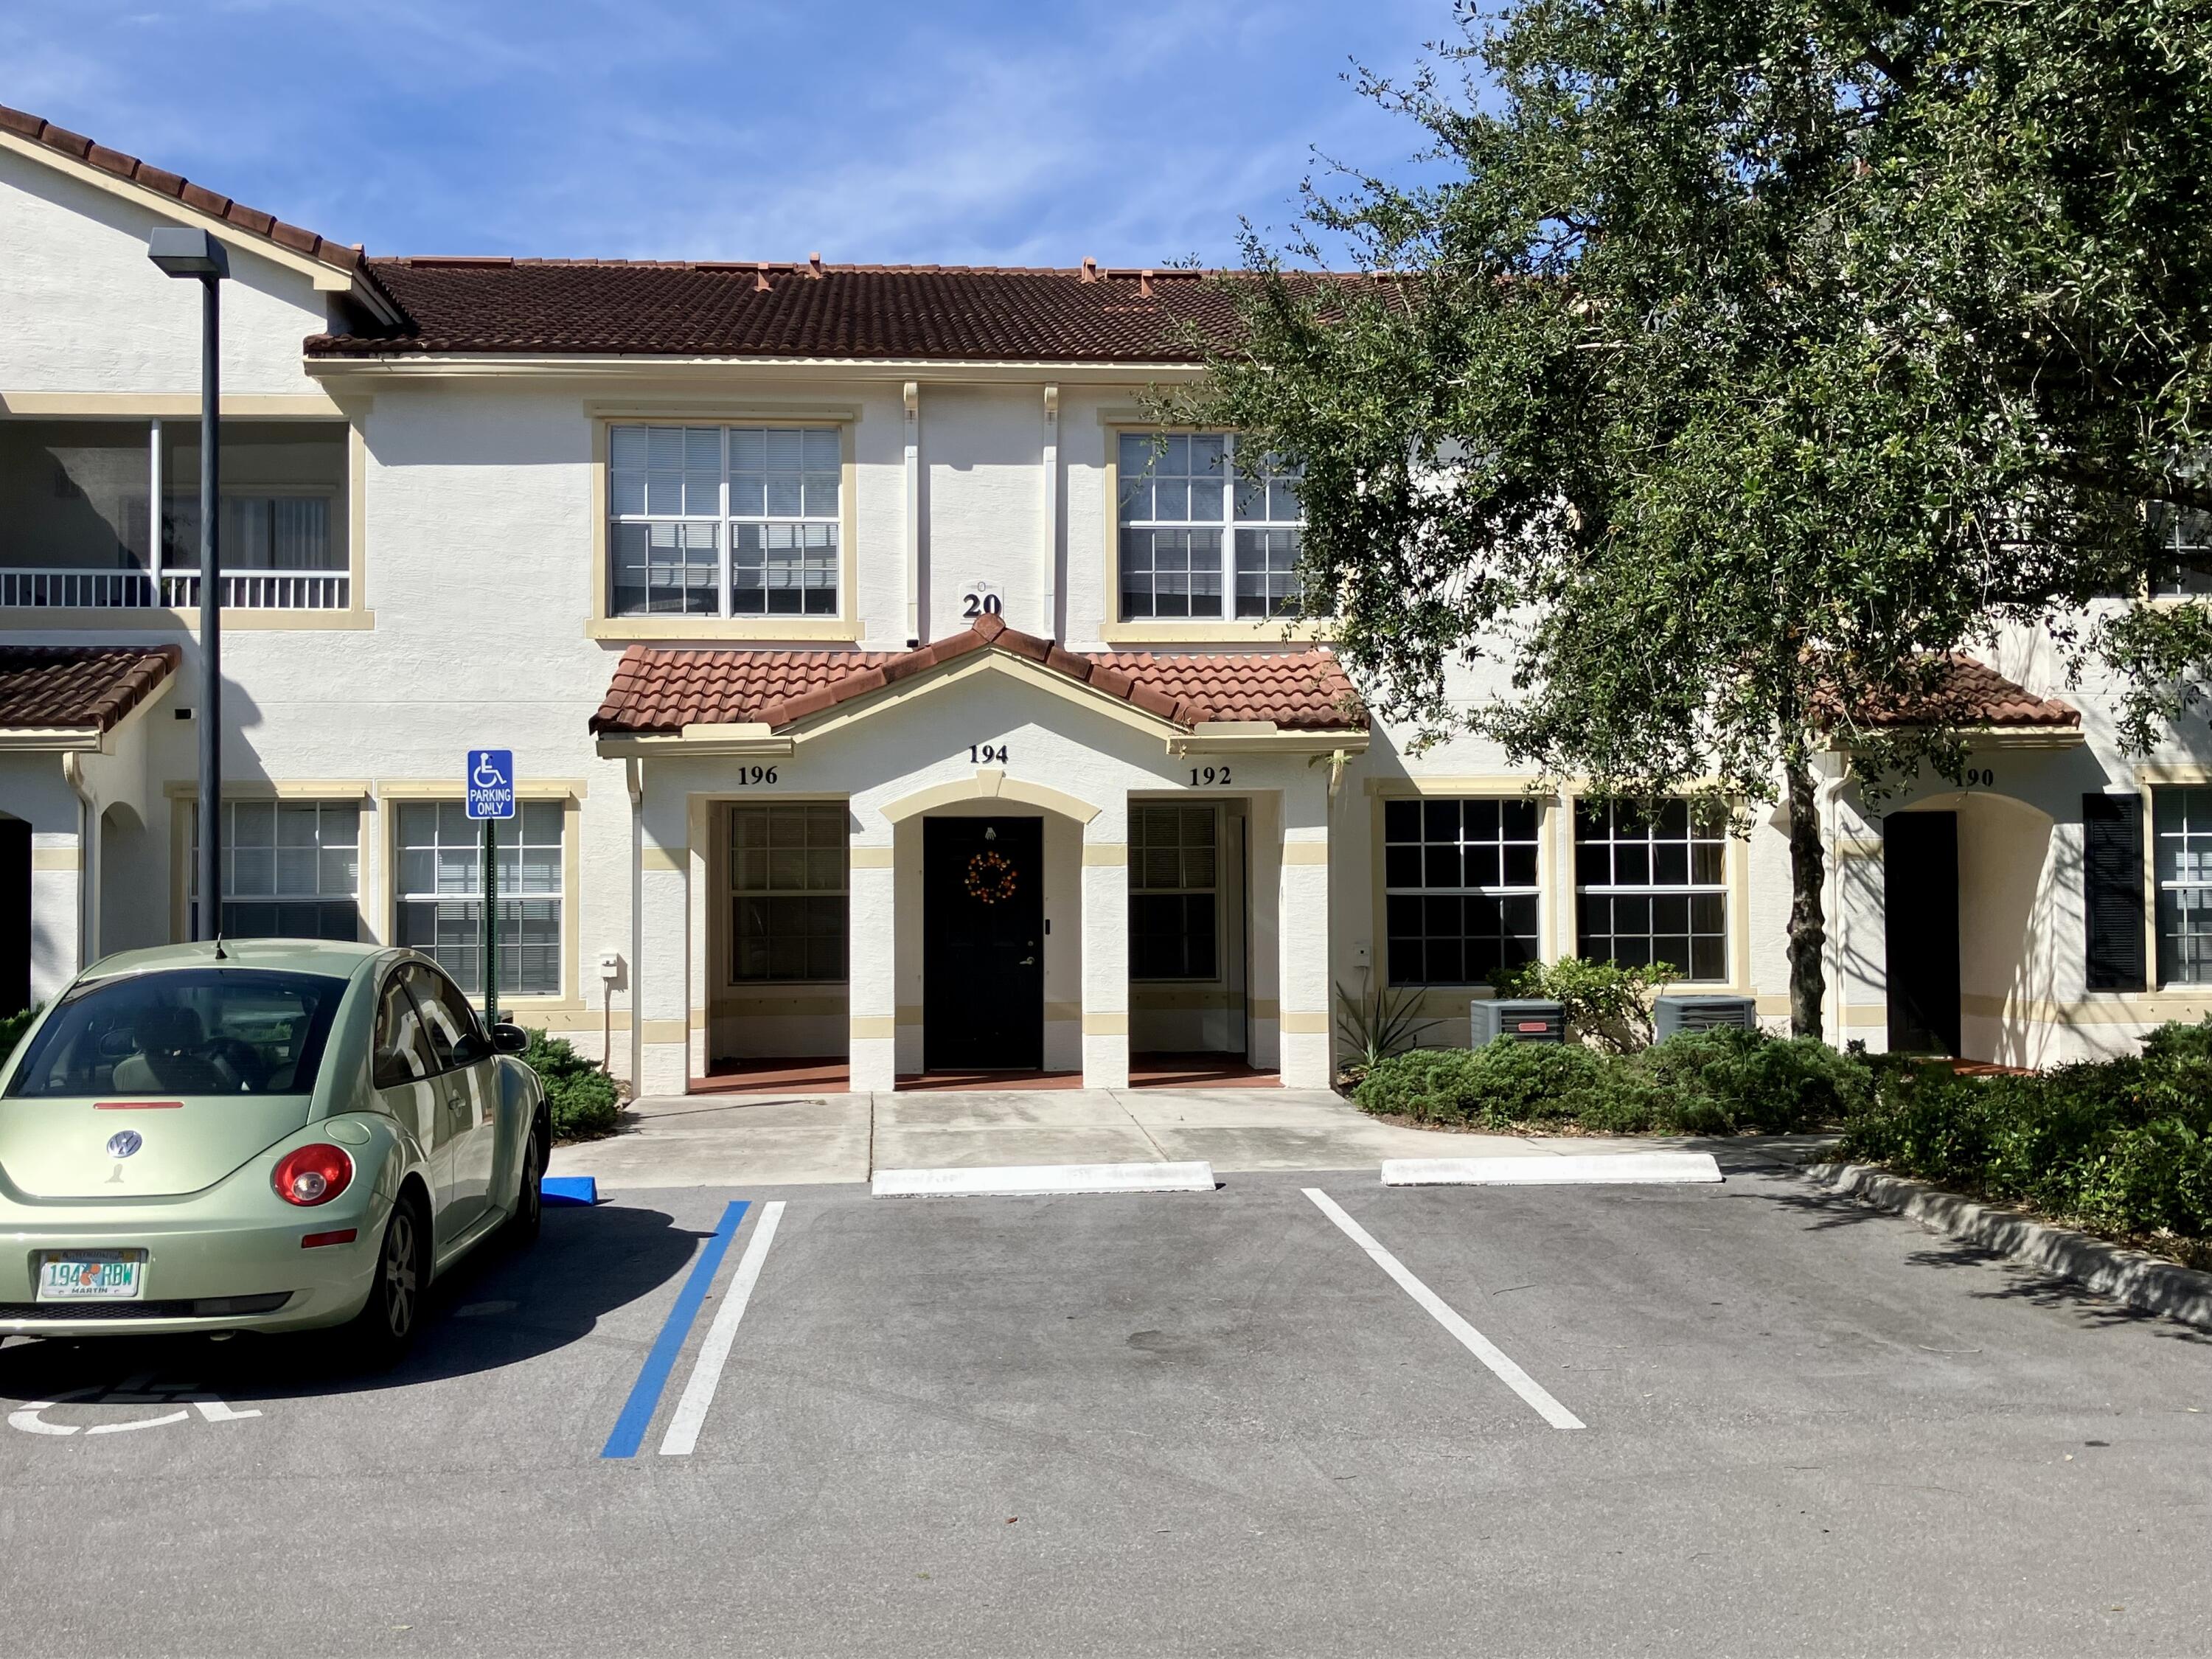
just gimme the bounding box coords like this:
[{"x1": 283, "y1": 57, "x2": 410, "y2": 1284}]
[{"x1": 548, "y1": 1085, "x2": 1661, "y2": 1190}]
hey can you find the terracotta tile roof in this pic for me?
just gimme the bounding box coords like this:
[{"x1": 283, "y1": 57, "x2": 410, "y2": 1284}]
[
  {"x1": 0, "y1": 644, "x2": 181, "y2": 734},
  {"x1": 591, "y1": 615, "x2": 1365, "y2": 736},
  {"x1": 1851, "y1": 654, "x2": 2080, "y2": 729},
  {"x1": 309, "y1": 260, "x2": 1266, "y2": 362},
  {"x1": 0, "y1": 104, "x2": 388, "y2": 299}
]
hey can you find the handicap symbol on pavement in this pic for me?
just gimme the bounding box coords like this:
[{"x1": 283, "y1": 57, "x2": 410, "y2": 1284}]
[{"x1": 8, "y1": 1373, "x2": 261, "y2": 1437}]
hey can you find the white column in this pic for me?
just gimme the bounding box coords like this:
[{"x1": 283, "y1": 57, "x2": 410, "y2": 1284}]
[
  {"x1": 1278, "y1": 776, "x2": 1333, "y2": 1088},
  {"x1": 902, "y1": 380, "x2": 921, "y2": 646},
  {"x1": 849, "y1": 810, "x2": 898, "y2": 1091},
  {"x1": 1080, "y1": 803, "x2": 1129, "y2": 1088},
  {"x1": 1039, "y1": 383, "x2": 1060, "y2": 639},
  {"x1": 1247, "y1": 791, "x2": 1281, "y2": 1071},
  {"x1": 636, "y1": 801, "x2": 691, "y2": 1096},
  {"x1": 28, "y1": 832, "x2": 83, "y2": 1004}
]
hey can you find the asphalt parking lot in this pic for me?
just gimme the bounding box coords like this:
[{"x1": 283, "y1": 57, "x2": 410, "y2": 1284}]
[{"x1": 4, "y1": 1152, "x2": 2208, "y2": 1658}]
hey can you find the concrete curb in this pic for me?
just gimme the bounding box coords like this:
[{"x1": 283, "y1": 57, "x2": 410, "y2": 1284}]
[
  {"x1": 1805, "y1": 1162, "x2": 2212, "y2": 1334},
  {"x1": 1383, "y1": 1152, "x2": 1723, "y2": 1187},
  {"x1": 871, "y1": 1161, "x2": 1217, "y2": 1199}
]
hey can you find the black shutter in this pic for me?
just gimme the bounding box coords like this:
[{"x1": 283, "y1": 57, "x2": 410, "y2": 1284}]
[{"x1": 2083, "y1": 793, "x2": 2146, "y2": 992}]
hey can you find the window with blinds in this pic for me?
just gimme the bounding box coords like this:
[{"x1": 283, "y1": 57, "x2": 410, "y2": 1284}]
[
  {"x1": 608, "y1": 424, "x2": 841, "y2": 619},
  {"x1": 395, "y1": 801, "x2": 564, "y2": 998},
  {"x1": 190, "y1": 801, "x2": 359, "y2": 941},
  {"x1": 1117, "y1": 434, "x2": 1304, "y2": 621}
]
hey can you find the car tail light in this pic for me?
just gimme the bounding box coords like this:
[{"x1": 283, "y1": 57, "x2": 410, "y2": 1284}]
[{"x1": 273, "y1": 1144, "x2": 353, "y2": 1207}]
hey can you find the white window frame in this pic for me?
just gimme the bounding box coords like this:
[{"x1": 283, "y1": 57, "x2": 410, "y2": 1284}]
[
  {"x1": 607, "y1": 423, "x2": 843, "y2": 620},
  {"x1": 1116, "y1": 431, "x2": 1304, "y2": 622},
  {"x1": 1382, "y1": 797, "x2": 1543, "y2": 987},
  {"x1": 1573, "y1": 799, "x2": 1731, "y2": 982},
  {"x1": 189, "y1": 799, "x2": 361, "y2": 940},
  {"x1": 394, "y1": 801, "x2": 566, "y2": 1001},
  {"x1": 2154, "y1": 785, "x2": 2212, "y2": 984}
]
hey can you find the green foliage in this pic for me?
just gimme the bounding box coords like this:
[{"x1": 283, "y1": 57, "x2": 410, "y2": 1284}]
[
  {"x1": 520, "y1": 1028, "x2": 620, "y2": 1141},
  {"x1": 1354, "y1": 1026, "x2": 1868, "y2": 1135},
  {"x1": 1492, "y1": 956, "x2": 1673, "y2": 1053},
  {"x1": 1839, "y1": 1023, "x2": 2212, "y2": 1253},
  {"x1": 1334, "y1": 979, "x2": 1436, "y2": 1080},
  {"x1": 0, "y1": 1003, "x2": 39, "y2": 1063},
  {"x1": 1176, "y1": 0, "x2": 2212, "y2": 1037}
]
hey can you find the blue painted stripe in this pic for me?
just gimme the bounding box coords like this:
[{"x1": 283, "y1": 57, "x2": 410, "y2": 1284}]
[{"x1": 599, "y1": 1199, "x2": 748, "y2": 1459}]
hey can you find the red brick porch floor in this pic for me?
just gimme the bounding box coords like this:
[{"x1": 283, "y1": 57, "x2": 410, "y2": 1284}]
[{"x1": 693, "y1": 1051, "x2": 1280, "y2": 1094}]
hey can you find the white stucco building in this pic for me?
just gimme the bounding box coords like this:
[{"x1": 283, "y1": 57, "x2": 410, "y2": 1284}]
[{"x1": 5, "y1": 104, "x2": 2211, "y2": 1091}]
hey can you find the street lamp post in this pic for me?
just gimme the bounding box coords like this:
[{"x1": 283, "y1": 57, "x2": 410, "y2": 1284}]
[{"x1": 147, "y1": 227, "x2": 229, "y2": 943}]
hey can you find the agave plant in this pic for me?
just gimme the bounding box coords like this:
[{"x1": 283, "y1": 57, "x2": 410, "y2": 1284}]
[{"x1": 1334, "y1": 979, "x2": 1436, "y2": 1083}]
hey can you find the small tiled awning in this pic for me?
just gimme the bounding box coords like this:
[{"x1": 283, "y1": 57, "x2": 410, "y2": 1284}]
[
  {"x1": 591, "y1": 614, "x2": 1367, "y2": 748},
  {"x1": 1847, "y1": 654, "x2": 2081, "y2": 733},
  {"x1": 0, "y1": 645, "x2": 181, "y2": 742}
]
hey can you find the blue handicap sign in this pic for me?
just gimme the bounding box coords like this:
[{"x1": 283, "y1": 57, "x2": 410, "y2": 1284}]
[{"x1": 466, "y1": 749, "x2": 515, "y2": 820}]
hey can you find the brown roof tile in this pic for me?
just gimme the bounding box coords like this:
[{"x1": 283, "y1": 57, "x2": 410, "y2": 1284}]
[
  {"x1": 0, "y1": 102, "x2": 380, "y2": 291},
  {"x1": 0, "y1": 644, "x2": 181, "y2": 734},
  {"x1": 590, "y1": 617, "x2": 1365, "y2": 736},
  {"x1": 307, "y1": 259, "x2": 1284, "y2": 363},
  {"x1": 1846, "y1": 654, "x2": 2079, "y2": 730}
]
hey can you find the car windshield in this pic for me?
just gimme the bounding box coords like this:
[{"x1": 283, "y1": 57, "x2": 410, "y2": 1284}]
[{"x1": 3, "y1": 968, "x2": 349, "y2": 1099}]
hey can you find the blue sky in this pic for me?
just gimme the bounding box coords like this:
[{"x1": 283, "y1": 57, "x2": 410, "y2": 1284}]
[{"x1": 4, "y1": 0, "x2": 1449, "y2": 266}]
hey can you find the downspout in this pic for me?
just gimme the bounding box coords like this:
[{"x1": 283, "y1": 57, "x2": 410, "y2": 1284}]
[
  {"x1": 902, "y1": 380, "x2": 921, "y2": 647},
  {"x1": 627, "y1": 756, "x2": 644, "y2": 1088},
  {"x1": 1040, "y1": 383, "x2": 1060, "y2": 640},
  {"x1": 62, "y1": 751, "x2": 97, "y2": 972}
]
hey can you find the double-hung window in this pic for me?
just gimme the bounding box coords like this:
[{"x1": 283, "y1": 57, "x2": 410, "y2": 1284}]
[
  {"x1": 1384, "y1": 798, "x2": 1540, "y2": 985},
  {"x1": 729, "y1": 804, "x2": 847, "y2": 981},
  {"x1": 1574, "y1": 800, "x2": 1728, "y2": 980},
  {"x1": 190, "y1": 800, "x2": 360, "y2": 940},
  {"x1": 2151, "y1": 507, "x2": 2212, "y2": 598},
  {"x1": 608, "y1": 424, "x2": 841, "y2": 619},
  {"x1": 1130, "y1": 804, "x2": 1218, "y2": 979},
  {"x1": 396, "y1": 801, "x2": 564, "y2": 998},
  {"x1": 2154, "y1": 787, "x2": 2212, "y2": 983},
  {"x1": 1117, "y1": 433, "x2": 1304, "y2": 621}
]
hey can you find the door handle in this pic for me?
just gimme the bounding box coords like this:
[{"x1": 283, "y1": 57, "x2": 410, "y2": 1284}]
[{"x1": 1019, "y1": 956, "x2": 1036, "y2": 966}]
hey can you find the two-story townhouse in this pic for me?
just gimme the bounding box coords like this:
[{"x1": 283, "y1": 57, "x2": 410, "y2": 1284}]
[{"x1": 4, "y1": 103, "x2": 2211, "y2": 1094}]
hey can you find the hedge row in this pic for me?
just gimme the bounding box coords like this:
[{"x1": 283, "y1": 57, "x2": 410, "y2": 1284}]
[
  {"x1": 1352, "y1": 1023, "x2": 2212, "y2": 1256},
  {"x1": 1352, "y1": 1027, "x2": 1874, "y2": 1135}
]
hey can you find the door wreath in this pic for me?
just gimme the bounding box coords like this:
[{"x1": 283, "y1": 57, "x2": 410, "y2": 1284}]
[{"x1": 964, "y1": 849, "x2": 1018, "y2": 905}]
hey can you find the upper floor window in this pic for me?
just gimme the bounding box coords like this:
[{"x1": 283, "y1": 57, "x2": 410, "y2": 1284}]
[
  {"x1": 2151, "y1": 507, "x2": 2212, "y2": 598},
  {"x1": 1384, "y1": 797, "x2": 1540, "y2": 986},
  {"x1": 1574, "y1": 799, "x2": 1728, "y2": 981},
  {"x1": 1117, "y1": 433, "x2": 1303, "y2": 622},
  {"x1": 0, "y1": 418, "x2": 348, "y2": 611},
  {"x1": 608, "y1": 425, "x2": 841, "y2": 619}
]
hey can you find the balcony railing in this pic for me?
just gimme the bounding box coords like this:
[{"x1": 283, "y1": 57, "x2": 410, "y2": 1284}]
[{"x1": 0, "y1": 568, "x2": 349, "y2": 611}]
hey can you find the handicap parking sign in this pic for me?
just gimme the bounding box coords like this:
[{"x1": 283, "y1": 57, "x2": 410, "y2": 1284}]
[{"x1": 466, "y1": 749, "x2": 515, "y2": 820}]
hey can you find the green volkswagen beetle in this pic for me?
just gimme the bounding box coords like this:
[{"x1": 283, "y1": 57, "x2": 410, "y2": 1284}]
[{"x1": 0, "y1": 939, "x2": 549, "y2": 1363}]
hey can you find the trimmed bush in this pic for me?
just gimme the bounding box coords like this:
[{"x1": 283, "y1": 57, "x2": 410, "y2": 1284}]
[
  {"x1": 1839, "y1": 1028, "x2": 2212, "y2": 1253},
  {"x1": 520, "y1": 1028, "x2": 621, "y2": 1141},
  {"x1": 1353, "y1": 1026, "x2": 1863, "y2": 1135},
  {"x1": 0, "y1": 1004, "x2": 38, "y2": 1062},
  {"x1": 1490, "y1": 956, "x2": 1672, "y2": 1051}
]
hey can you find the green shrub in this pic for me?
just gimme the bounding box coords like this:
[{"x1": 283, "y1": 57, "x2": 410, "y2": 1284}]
[
  {"x1": 1353, "y1": 1026, "x2": 1860, "y2": 1135},
  {"x1": 1335, "y1": 980, "x2": 1437, "y2": 1081},
  {"x1": 520, "y1": 1028, "x2": 621, "y2": 1141},
  {"x1": 1837, "y1": 1021, "x2": 2212, "y2": 1253},
  {"x1": 1491, "y1": 956, "x2": 1674, "y2": 1051},
  {"x1": 0, "y1": 1003, "x2": 40, "y2": 1063}
]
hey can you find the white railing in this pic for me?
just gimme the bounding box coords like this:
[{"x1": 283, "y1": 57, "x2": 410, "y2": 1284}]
[{"x1": 0, "y1": 567, "x2": 349, "y2": 611}]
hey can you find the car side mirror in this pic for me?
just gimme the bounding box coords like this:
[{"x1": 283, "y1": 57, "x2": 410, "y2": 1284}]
[
  {"x1": 490, "y1": 1022, "x2": 530, "y2": 1056},
  {"x1": 450, "y1": 1031, "x2": 492, "y2": 1066}
]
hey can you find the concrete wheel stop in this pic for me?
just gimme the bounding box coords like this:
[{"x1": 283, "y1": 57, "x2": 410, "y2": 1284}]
[{"x1": 871, "y1": 1161, "x2": 1218, "y2": 1198}]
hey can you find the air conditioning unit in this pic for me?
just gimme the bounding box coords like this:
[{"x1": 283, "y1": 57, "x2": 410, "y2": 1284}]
[
  {"x1": 1654, "y1": 994, "x2": 1756, "y2": 1040},
  {"x1": 1470, "y1": 998, "x2": 1566, "y2": 1046}
]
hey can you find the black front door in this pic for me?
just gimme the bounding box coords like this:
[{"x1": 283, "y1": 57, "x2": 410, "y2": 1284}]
[
  {"x1": 923, "y1": 817, "x2": 1044, "y2": 1070},
  {"x1": 1885, "y1": 810, "x2": 1961, "y2": 1056},
  {"x1": 0, "y1": 818, "x2": 27, "y2": 1017}
]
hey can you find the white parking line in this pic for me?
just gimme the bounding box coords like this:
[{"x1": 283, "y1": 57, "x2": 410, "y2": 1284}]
[
  {"x1": 658, "y1": 1200, "x2": 786, "y2": 1457},
  {"x1": 1302, "y1": 1187, "x2": 1586, "y2": 1431}
]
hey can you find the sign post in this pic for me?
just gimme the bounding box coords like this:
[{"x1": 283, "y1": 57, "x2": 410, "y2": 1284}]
[{"x1": 465, "y1": 750, "x2": 515, "y2": 1026}]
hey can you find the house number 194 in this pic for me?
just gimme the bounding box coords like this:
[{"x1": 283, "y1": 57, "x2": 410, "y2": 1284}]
[{"x1": 970, "y1": 743, "x2": 1011, "y2": 764}]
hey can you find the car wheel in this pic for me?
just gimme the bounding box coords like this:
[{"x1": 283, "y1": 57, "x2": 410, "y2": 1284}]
[
  {"x1": 344, "y1": 1192, "x2": 427, "y2": 1368},
  {"x1": 506, "y1": 1119, "x2": 545, "y2": 1251}
]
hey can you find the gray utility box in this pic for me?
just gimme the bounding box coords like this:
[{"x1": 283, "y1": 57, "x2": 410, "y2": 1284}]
[
  {"x1": 1470, "y1": 998, "x2": 1567, "y2": 1046},
  {"x1": 1654, "y1": 994, "x2": 1757, "y2": 1040}
]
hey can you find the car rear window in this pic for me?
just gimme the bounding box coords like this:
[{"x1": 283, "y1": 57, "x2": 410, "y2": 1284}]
[{"x1": 4, "y1": 968, "x2": 349, "y2": 1099}]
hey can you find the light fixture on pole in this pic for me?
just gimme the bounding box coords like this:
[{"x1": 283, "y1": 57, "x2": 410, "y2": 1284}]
[{"x1": 147, "y1": 226, "x2": 229, "y2": 944}]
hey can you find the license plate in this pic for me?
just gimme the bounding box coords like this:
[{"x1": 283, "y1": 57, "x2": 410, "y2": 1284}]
[{"x1": 36, "y1": 1252, "x2": 146, "y2": 1301}]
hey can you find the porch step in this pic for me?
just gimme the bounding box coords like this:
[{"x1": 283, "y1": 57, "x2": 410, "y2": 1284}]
[{"x1": 871, "y1": 1160, "x2": 1217, "y2": 1199}]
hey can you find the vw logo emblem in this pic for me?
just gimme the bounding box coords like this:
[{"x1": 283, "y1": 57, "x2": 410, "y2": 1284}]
[{"x1": 105, "y1": 1130, "x2": 143, "y2": 1160}]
